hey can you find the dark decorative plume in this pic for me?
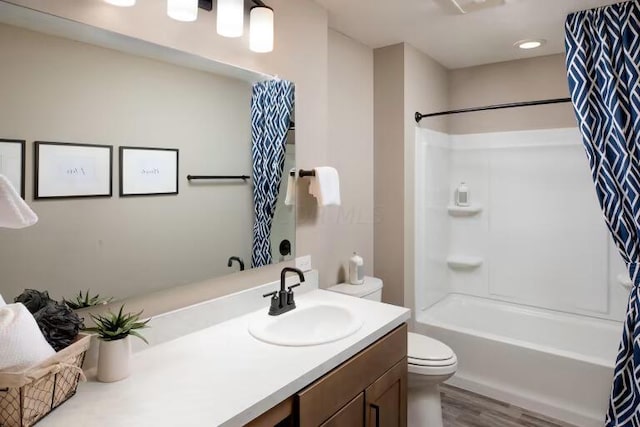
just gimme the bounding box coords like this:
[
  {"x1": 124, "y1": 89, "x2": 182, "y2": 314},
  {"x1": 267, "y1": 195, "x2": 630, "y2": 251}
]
[
  {"x1": 14, "y1": 289, "x2": 51, "y2": 313},
  {"x1": 14, "y1": 289, "x2": 84, "y2": 351}
]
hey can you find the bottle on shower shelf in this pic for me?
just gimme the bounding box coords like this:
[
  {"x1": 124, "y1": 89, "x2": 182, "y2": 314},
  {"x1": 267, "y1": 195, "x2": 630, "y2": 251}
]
[{"x1": 455, "y1": 182, "x2": 470, "y2": 207}]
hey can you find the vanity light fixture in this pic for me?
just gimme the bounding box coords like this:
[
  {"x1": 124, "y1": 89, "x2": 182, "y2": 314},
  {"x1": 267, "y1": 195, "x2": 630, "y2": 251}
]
[
  {"x1": 514, "y1": 39, "x2": 546, "y2": 50},
  {"x1": 216, "y1": 0, "x2": 275, "y2": 52},
  {"x1": 104, "y1": 0, "x2": 136, "y2": 6},
  {"x1": 217, "y1": 0, "x2": 244, "y2": 37},
  {"x1": 250, "y1": 5, "x2": 274, "y2": 53},
  {"x1": 167, "y1": 0, "x2": 199, "y2": 22},
  {"x1": 106, "y1": 0, "x2": 276, "y2": 52}
]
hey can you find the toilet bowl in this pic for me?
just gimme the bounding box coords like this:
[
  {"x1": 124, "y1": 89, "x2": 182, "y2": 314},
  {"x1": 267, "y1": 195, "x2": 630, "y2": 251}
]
[
  {"x1": 328, "y1": 277, "x2": 458, "y2": 427},
  {"x1": 407, "y1": 332, "x2": 457, "y2": 427}
]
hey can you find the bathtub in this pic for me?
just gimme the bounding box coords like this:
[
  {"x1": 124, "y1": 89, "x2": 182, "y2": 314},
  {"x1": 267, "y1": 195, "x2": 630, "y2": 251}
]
[{"x1": 414, "y1": 294, "x2": 621, "y2": 427}]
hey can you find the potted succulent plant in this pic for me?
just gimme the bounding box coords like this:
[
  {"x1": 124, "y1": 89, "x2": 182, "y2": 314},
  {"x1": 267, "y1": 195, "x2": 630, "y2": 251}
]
[
  {"x1": 64, "y1": 290, "x2": 113, "y2": 310},
  {"x1": 84, "y1": 305, "x2": 150, "y2": 383}
]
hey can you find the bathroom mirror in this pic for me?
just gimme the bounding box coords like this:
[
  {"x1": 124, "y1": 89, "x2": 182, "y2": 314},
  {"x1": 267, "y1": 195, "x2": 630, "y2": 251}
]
[{"x1": 0, "y1": 2, "x2": 296, "y2": 302}]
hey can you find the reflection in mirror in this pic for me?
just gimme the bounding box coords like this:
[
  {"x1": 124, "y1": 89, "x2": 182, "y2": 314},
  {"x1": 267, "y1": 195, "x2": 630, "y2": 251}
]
[
  {"x1": 271, "y1": 114, "x2": 296, "y2": 263},
  {"x1": 250, "y1": 79, "x2": 295, "y2": 268},
  {"x1": 0, "y1": 4, "x2": 295, "y2": 304}
]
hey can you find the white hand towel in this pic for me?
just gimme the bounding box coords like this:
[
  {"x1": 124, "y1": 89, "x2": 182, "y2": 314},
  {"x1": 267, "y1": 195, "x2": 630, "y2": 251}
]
[
  {"x1": 0, "y1": 303, "x2": 56, "y2": 372},
  {"x1": 284, "y1": 168, "x2": 296, "y2": 206},
  {"x1": 0, "y1": 174, "x2": 38, "y2": 229},
  {"x1": 0, "y1": 294, "x2": 5, "y2": 307},
  {"x1": 308, "y1": 167, "x2": 341, "y2": 206}
]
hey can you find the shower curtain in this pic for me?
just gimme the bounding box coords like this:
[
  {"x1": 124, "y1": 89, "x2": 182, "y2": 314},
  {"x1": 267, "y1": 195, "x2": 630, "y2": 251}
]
[
  {"x1": 566, "y1": 2, "x2": 640, "y2": 425},
  {"x1": 250, "y1": 79, "x2": 295, "y2": 268}
]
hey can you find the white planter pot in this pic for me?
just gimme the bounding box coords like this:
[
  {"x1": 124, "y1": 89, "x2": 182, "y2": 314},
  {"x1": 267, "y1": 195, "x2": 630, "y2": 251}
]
[{"x1": 97, "y1": 336, "x2": 131, "y2": 383}]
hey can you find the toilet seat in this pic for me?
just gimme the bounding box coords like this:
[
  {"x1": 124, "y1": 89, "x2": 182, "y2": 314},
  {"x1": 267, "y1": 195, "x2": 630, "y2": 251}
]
[
  {"x1": 409, "y1": 356, "x2": 457, "y2": 367},
  {"x1": 408, "y1": 360, "x2": 457, "y2": 377},
  {"x1": 407, "y1": 332, "x2": 457, "y2": 369}
]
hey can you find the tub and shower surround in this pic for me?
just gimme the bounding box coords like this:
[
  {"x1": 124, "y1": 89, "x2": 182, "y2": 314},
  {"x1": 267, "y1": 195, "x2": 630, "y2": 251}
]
[
  {"x1": 415, "y1": 126, "x2": 628, "y2": 321},
  {"x1": 413, "y1": 125, "x2": 628, "y2": 426}
]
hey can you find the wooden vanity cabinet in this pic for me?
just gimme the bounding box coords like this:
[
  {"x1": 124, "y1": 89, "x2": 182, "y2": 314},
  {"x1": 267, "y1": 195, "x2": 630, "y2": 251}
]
[
  {"x1": 246, "y1": 324, "x2": 408, "y2": 427},
  {"x1": 297, "y1": 324, "x2": 408, "y2": 427}
]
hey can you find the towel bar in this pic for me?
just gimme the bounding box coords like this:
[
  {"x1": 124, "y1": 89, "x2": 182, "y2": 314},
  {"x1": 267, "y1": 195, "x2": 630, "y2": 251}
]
[
  {"x1": 187, "y1": 175, "x2": 250, "y2": 181},
  {"x1": 298, "y1": 169, "x2": 316, "y2": 178}
]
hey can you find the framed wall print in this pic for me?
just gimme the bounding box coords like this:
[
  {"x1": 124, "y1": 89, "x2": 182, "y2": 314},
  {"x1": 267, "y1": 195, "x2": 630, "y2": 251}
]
[
  {"x1": 119, "y1": 147, "x2": 179, "y2": 197},
  {"x1": 0, "y1": 139, "x2": 26, "y2": 198},
  {"x1": 34, "y1": 141, "x2": 113, "y2": 199}
]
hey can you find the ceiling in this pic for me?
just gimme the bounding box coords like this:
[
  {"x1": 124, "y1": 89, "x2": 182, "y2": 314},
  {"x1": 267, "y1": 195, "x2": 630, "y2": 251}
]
[{"x1": 314, "y1": 0, "x2": 625, "y2": 69}]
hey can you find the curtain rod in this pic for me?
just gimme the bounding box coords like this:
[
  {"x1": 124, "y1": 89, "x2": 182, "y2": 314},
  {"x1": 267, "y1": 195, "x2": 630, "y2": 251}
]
[{"x1": 415, "y1": 97, "x2": 572, "y2": 123}]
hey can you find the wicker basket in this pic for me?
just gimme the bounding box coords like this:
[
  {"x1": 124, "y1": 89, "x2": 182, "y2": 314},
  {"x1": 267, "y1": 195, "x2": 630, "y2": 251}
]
[{"x1": 0, "y1": 334, "x2": 91, "y2": 427}]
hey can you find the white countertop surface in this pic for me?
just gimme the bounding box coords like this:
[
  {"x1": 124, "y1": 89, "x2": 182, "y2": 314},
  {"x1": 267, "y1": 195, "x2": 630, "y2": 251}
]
[{"x1": 41, "y1": 289, "x2": 410, "y2": 427}]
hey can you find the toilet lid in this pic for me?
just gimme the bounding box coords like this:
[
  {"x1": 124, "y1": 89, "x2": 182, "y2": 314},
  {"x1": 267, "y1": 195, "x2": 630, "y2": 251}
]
[
  {"x1": 329, "y1": 277, "x2": 383, "y2": 298},
  {"x1": 408, "y1": 332, "x2": 454, "y2": 364}
]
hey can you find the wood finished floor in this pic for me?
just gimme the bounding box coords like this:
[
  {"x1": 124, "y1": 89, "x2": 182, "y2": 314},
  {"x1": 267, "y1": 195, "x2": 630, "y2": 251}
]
[{"x1": 441, "y1": 385, "x2": 577, "y2": 427}]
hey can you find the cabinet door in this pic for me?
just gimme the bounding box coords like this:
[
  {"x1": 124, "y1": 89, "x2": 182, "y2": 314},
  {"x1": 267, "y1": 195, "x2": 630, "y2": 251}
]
[
  {"x1": 320, "y1": 393, "x2": 364, "y2": 427},
  {"x1": 297, "y1": 325, "x2": 407, "y2": 426},
  {"x1": 364, "y1": 358, "x2": 407, "y2": 427}
]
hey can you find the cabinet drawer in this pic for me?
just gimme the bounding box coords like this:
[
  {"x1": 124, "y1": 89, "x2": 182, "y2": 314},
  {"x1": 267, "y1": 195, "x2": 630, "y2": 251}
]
[
  {"x1": 320, "y1": 393, "x2": 364, "y2": 427},
  {"x1": 297, "y1": 324, "x2": 407, "y2": 426},
  {"x1": 245, "y1": 397, "x2": 294, "y2": 427}
]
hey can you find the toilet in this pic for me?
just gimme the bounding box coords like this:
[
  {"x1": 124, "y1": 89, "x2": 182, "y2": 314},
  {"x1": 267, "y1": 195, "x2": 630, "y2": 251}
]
[{"x1": 328, "y1": 277, "x2": 457, "y2": 427}]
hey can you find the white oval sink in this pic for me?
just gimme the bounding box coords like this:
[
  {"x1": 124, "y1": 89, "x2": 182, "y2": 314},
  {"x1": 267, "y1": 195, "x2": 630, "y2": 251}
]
[{"x1": 248, "y1": 304, "x2": 363, "y2": 346}]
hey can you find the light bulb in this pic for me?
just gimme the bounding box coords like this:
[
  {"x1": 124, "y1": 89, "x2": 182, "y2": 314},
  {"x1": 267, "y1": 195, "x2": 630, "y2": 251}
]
[
  {"x1": 250, "y1": 6, "x2": 274, "y2": 53},
  {"x1": 514, "y1": 39, "x2": 546, "y2": 50},
  {"x1": 105, "y1": 0, "x2": 136, "y2": 6},
  {"x1": 167, "y1": 0, "x2": 198, "y2": 22},
  {"x1": 217, "y1": 0, "x2": 244, "y2": 38}
]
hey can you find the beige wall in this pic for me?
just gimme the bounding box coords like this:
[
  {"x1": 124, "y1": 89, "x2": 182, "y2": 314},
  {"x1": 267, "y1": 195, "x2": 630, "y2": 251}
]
[
  {"x1": 374, "y1": 44, "x2": 405, "y2": 306},
  {"x1": 373, "y1": 43, "x2": 449, "y2": 307},
  {"x1": 0, "y1": 23, "x2": 257, "y2": 302},
  {"x1": 448, "y1": 54, "x2": 576, "y2": 134},
  {"x1": 326, "y1": 30, "x2": 374, "y2": 285},
  {"x1": 3, "y1": 0, "x2": 334, "y2": 317}
]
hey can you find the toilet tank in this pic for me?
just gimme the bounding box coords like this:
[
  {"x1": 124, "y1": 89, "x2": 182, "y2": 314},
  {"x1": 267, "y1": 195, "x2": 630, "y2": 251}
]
[{"x1": 327, "y1": 277, "x2": 383, "y2": 302}]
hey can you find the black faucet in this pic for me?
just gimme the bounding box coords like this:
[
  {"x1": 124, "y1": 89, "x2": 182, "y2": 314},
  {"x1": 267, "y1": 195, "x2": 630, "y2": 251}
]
[
  {"x1": 227, "y1": 256, "x2": 245, "y2": 271},
  {"x1": 263, "y1": 267, "x2": 305, "y2": 316}
]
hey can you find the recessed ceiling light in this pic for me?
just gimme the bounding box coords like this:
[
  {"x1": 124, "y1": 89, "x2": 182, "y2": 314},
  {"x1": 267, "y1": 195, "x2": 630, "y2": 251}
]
[{"x1": 515, "y1": 39, "x2": 546, "y2": 50}]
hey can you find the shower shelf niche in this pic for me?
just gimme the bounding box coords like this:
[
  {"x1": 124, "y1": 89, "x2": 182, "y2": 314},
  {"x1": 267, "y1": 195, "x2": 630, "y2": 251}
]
[
  {"x1": 447, "y1": 204, "x2": 482, "y2": 217},
  {"x1": 447, "y1": 255, "x2": 483, "y2": 270}
]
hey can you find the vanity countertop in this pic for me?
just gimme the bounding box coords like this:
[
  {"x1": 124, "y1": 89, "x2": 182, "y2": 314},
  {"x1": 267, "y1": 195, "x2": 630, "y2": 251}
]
[{"x1": 40, "y1": 289, "x2": 410, "y2": 427}]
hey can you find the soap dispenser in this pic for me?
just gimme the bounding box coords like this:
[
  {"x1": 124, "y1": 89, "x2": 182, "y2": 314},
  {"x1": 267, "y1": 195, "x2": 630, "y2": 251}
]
[
  {"x1": 455, "y1": 182, "x2": 470, "y2": 207},
  {"x1": 349, "y1": 252, "x2": 364, "y2": 285}
]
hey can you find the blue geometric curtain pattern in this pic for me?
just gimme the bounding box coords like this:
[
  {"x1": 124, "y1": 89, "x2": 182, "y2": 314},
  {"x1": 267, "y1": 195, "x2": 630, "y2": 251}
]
[
  {"x1": 250, "y1": 79, "x2": 295, "y2": 268},
  {"x1": 566, "y1": 2, "x2": 640, "y2": 425}
]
